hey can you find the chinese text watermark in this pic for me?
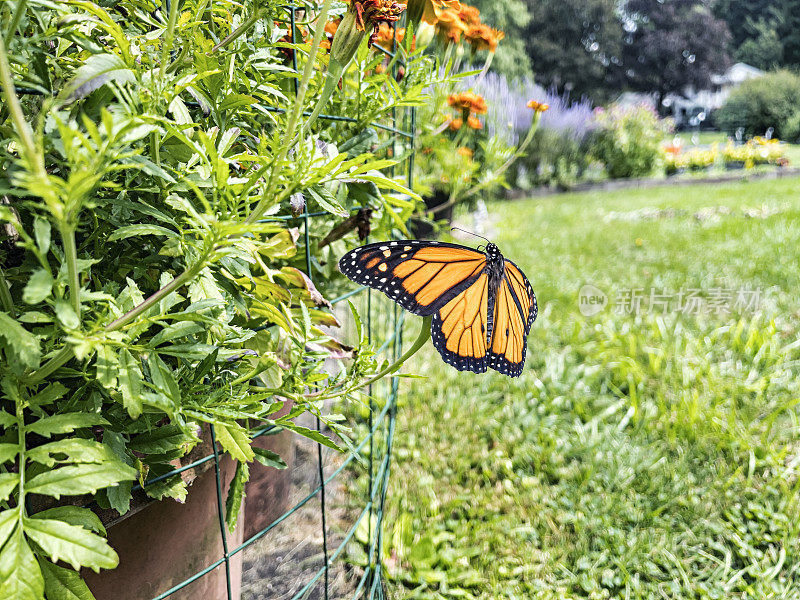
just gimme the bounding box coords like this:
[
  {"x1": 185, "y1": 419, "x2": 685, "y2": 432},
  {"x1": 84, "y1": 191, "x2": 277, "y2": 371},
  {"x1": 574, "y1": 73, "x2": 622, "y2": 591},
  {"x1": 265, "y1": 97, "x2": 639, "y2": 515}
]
[{"x1": 579, "y1": 285, "x2": 762, "y2": 317}]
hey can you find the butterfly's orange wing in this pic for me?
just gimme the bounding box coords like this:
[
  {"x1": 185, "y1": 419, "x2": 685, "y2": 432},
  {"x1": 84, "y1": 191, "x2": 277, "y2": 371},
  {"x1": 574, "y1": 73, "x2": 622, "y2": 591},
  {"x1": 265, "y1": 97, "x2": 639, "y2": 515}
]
[
  {"x1": 339, "y1": 240, "x2": 537, "y2": 377},
  {"x1": 430, "y1": 272, "x2": 491, "y2": 373},
  {"x1": 339, "y1": 240, "x2": 486, "y2": 316},
  {"x1": 486, "y1": 259, "x2": 537, "y2": 377}
]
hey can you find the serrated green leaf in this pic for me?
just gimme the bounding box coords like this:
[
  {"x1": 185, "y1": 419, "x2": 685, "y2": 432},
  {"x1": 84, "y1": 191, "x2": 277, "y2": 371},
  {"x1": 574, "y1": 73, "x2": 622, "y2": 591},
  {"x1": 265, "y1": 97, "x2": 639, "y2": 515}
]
[
  {"x1": 54, "y1": 301, "x2": 80, "y2": 330},
  {"x1": 0, "y1": 526, "x2": 44, "y2": 600},
  {"x1": 145, "y1": 475, "x2": 187, "y2": 503},
  {"x1": 33, "y1": 217, "x2": 51, "y2": 256},
  {"x1": 149, "y1": 322, "x2": 204, "y2": 347},
  {"x1": 95, "y1": 345, "x2": 118, "y2": 389},
  {"x1": 276, "y1": 421, "x2": 344, "y2": 452},
  {"x1": 105, "y1": 479, "x2": 132, "y2": 515},
  {"x1": 26, "y1": 463, "x2": 136, "y2": 499},
  {"x1": 0, "y1": 509, "x2": 19, "y2": 551},
  {"x1": 30, "y1": 506, "x2": 105, "y2": 536},
  {"x1": 252, "y1": 447, "x2": 287, "y2": 469},
  {"x1": 0, "y1": 474, "x2": 18, "y2": 502},
  {"x1": 27, "y1": 439, "x2": 118, "y2": 467},
  {"x1": 128, "y1": 425, "x2": 193, "y2": 454},
  {"x1": 118, "y1": 350, "x2": 143, "y2": 418},
  {"x1": 107, "y1": 224, "x2": 178, "y2": 242},
  {"x1": 61, "y1": 53, "x2": 135, "y2": 103},
  {"x1": 0, "y1": 444, "x2": 18, "y2": 464},
  {"x1": 146, "y1": 354, "x2": 181, "y2": 403},
  {"x1": 219, "y1": 94, "x2": 258, "y2": 112},
  {"x1": 225, "y1": 461, "x2": 249, "y2": 532},
  {"x1": 24, "y1": 517, "x2": 118, "y2": 571},
  {"x1": 308, "y1": 185, "x2": 348, "y2": 217},
  {"x1": 28, "y1": 383, "x2": 68, "y2": 407},
  {"x1": 0, "y1": 410, "x2": 14, "y2": 428},
  {"x1": 28, "y1": 413, "x2": 109, "y2": 438},
  {"x1": 214, "y1": 424, "x2": 254, "y2": 462},
  {"x1": 22, "y1": 270, "x2": 53, "y2": 304},
  {"x1": 0, "y1": 313, "x2": 40, "y2": 368},
  {"x1": 353, "y1": 173, "x2": 421, "y2": 201},
  {"x1": 39, "y1": 558, "x2": 96, "y2": 600}
]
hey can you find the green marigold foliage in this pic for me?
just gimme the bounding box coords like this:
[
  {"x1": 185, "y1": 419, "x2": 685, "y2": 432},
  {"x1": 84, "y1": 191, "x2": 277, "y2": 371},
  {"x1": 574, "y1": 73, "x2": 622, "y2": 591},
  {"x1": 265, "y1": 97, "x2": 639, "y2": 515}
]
[
  {"x1": 590, "y1": 104, "x2": 671, "y2": 179},
  {"x1": 0, "y1": 1, "x2": 433, "y2": 597}
]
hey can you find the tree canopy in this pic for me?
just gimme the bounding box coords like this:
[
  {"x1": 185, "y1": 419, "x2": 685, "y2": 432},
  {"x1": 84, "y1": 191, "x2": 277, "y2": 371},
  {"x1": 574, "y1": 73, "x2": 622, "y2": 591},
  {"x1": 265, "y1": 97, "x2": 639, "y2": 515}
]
[{"x1": 620, "y1": 0, "x2": 731, "y2": 107}]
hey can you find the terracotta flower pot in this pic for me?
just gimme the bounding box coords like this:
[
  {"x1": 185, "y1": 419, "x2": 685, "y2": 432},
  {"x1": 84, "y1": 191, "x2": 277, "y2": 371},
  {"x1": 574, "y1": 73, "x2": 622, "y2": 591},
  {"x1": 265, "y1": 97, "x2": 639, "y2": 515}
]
[
  {"x1": 84, "y1": 451, "x2": 243, "y2": 600},
  {"x1": 79, "y1": 401, "x2": 297, "y2": 600},
  {"x1": 243, "y1": 400, "x2": 296, "y2": 540}
]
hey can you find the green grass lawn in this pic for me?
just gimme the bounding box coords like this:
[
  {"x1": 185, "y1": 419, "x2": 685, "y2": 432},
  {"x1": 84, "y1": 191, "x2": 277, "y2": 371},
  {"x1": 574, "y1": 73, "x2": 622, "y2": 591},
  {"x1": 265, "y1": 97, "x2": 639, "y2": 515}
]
[
  {"x1": 669, "y1": 130, "x2": 730, "y2": 146},
  {"x1": 378, "y1": 177, "x2": 800, "y2": 599}
]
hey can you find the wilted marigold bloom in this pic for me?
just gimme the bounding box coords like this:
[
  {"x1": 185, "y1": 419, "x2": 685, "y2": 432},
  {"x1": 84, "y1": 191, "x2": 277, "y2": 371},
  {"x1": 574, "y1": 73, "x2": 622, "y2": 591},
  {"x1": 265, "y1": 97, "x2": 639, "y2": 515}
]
[
  {"x1": 465, "y1": 23, "x2": 503, "y2": 51},
  {"x1": 449, "y1": 118, "x2": 463, "y2": 130},
  {"x1": 351, "y1": 0, "x2": 407, "y2": 46},
  {"x1": 527, "y1": 100, "x2": 550, "y2": 113},
  {"x1": 457, "y1": 147, "x2": 473, "y2": 158},
  {"x1": 458, "y1": 5, "x2": 481, "y2": 26},
  {"x1": 435, "y1": 8, "x2": 467, "y2": 43},
  {"x1": 466, "y1": 115, "x2": 482, "y2": 129},
  {"x1": 448, "y1": 91, "x2": 488, "y2": 114}
]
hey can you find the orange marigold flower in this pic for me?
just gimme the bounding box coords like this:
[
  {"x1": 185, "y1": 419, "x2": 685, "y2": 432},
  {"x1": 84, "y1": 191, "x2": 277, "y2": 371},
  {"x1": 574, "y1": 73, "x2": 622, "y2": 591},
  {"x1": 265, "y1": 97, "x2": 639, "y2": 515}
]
[
  {"x1": 325, "y1": 19, "x2": 341, "y2": 37},
  {"x1": 466, "y1": 115, "x2": 482, "y2": 129},
  {"x1": 457, "y1": 146, "x2": 474, "y2": 158},
  {"x1": 448, "y1": 91, "x2": 488, "y2": 114},
  {"x1": 373, "y1": 22, "x2": 406, "y2": 49},
  {"x1": 465, "y1": 23, "x2": 504, "y2": 52},
  {"x1": 449, "y1": 118, "x2": 463, "y2": 130},
  {"x1": 435, "y1": 7, "x2": 467, "y2": 43},
  {"x1": 527, "y1": 100, "x2": 550, "y2": 113},
  {"x1": 407, "y1": 0, "x2": 462, "y2": 25},
  {"x1": 458, "y1": 5, "x2": 481, "y2": 26}
]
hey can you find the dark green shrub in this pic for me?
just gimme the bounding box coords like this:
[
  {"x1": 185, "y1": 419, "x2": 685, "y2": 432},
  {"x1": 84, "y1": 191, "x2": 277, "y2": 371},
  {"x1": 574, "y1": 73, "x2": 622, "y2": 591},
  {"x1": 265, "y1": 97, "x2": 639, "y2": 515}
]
[{"x1": 716, "y1": 70, "x2": 800, "y2": 140}]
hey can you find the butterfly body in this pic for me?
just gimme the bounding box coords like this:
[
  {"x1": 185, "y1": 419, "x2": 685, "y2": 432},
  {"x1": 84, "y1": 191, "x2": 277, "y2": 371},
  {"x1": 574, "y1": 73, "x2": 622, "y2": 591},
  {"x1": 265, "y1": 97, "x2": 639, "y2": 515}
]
[{"x1": 339, "y1": 239, "x2": 537, "y2": 377}]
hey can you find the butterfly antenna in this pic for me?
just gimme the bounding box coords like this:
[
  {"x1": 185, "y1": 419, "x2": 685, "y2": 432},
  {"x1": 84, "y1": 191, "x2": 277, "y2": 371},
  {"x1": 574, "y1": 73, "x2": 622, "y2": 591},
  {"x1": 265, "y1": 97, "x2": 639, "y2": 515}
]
[{"x1": 450, "y1": 227, "x2": 491, "y2": 244}]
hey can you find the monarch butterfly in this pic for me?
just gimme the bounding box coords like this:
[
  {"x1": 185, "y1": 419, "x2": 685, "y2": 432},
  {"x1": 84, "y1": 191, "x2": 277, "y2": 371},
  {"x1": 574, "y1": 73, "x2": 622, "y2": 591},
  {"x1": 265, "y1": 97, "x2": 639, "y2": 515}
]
[{"x1": 338, "y1": 238, "x2": 537, "y2": 377}]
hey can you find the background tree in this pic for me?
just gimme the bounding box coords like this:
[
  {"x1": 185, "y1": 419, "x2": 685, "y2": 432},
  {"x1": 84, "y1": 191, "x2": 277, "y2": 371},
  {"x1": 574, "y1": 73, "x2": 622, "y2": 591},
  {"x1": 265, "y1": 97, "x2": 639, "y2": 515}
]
[
  {"x1": 777, "y1": 0, "x2": 800, "y2": 65},
  {"x1": 523, "y1": 0, "x2": 624, "y2": 102},
  {"x1": 734, "y1": 20, "x2": 784, "y2": 69},
  {"x1": 713, "y1": 0, "x2": 785, "y2": 69},
  {"x1": 621, "y1": 0, "x2": 732, "y2": 112},
  {"x1": 468, "y1": 0, "x2": 533, "y2": 79}
]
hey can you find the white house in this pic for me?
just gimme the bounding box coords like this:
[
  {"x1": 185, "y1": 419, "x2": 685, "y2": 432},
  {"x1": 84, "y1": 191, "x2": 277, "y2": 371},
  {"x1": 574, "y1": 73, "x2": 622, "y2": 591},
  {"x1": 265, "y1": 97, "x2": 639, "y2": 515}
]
[{"x1": 616, "y1": 63, "x2": 764, "y2": 128}]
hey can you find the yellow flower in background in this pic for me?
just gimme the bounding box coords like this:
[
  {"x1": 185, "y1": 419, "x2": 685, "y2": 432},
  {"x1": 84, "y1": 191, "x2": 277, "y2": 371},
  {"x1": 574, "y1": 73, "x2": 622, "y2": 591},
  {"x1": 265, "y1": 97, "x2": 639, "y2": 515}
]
[
  {"x1": 457, "y1": 146, "x2": 474, "y2": 158},
  {"x1": 527, "y1": 100, "x2": 549, "y2": 113}
]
